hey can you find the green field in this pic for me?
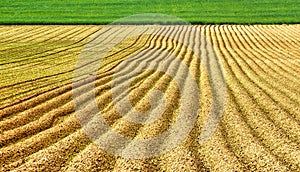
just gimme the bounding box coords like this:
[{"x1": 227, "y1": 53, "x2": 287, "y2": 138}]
[{"x1": 0, "y1": 0, "x2": 299, "y2": 24}]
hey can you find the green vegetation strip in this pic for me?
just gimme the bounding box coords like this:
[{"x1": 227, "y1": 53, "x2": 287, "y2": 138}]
[{"x1": 0, "y1": 0, "x2": 299, "y2": 24}]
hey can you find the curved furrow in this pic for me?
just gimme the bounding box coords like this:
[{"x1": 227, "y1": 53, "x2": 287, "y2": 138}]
[
  {"x1": 67, "y1": 26, "x2": 156, "y2": 80},
  {"x1": 0, "y1": 25, "x2": 299, "y2": 171},
  {"x1": 96, "y1": 26, "x2": 183, "y2": 120},
  {"x1": 193, "y1": 49, "x2": 245, "y2": 170},
  {"x1": 98, "y1": 27, "x2": 181, "y2": 115},
  {"x1": 213, "y1": 25, "x2": 300, "y2": 170},
  {"x1": 219, "y1": 90, "x2": 289, "y2": 171},
  {"x1": 72, "y1": 25, "x2": 199, "y2": 171},
  {"x1": 277, "y1": 24, "x2": 300, "y2": 38},
  {"x1": 249, "y1": 26, "x2": 300, "y2": 70},
  {"x1": 80, "y1": 26, "x2": 183, "y2": 139},
  {"x1": 73, "y1": 27, "x2": 174, "y2": 109},
  {"x1": 109, "y1": 26, "x2": 200, "y2": 171},
  {"x1": 0, "y1": 26, "x2": 152, "y2": 113},
  {"x1": 253, "y1": 25, "x2": 299, "y2": 54},
  {"x1": 0, "y1": 26, "x2": 153, "y2": 105},
  {"x1": 0, "y1": 30, "x2": 93, "y2": 68},
  {"x1": 267, "y1": 25, "x2": 296, "y2": 41},
  {"x1": 0, "y1": 26, "x2": 163, "y2": 170},
  {"x1": 221, "y1": 24, "x2": 300, "y2": 138},
  {"x1": 0, "y1": 26, "x2": 155, "y2": 107},
  {"x1": 0, "y1": 26, "x2": 101, "y2": 67},
  {"x1": 0, "y1": 26, "x2": 75, "y2": 54},
  {"x1": 224, "y1": 26, "x2": 300, "y2": 119},
  {"x1": 253, "y1": 25, "x2": 300, "y2": 57},
  {"x1": 0, "y1": 26, "x2": 26, "y2": 40},
  {"x1": 49, "y1": 26, "x2": 177, "y2": 172},
  {"x1": 0, "y1": 26, "x2": 158, "y2": 130},
  {"x1": 280, "y1": 24, "x2": 300, "y2": 43},
  {"x1": 165, "y1": 25, "x2": 246, "y2": 171},
  {"x1": 63, "y1": 74, "x2": 158, "y2": 171},
  {"x1": 0, "y1": 71, "x2": 111, "y2": 131},
  {"x1": 0, "y1": 112, "x2": 80, "y2": 167},
  {"x1": 258, "y1": 25, "x2": 300, "y2": 51},
  {"x1": 218, "y1": 25, "x2": 298, "y2": 118},
  {"x1": 227, "y1": 25, "x2": 300, "y2": 132},
  {"x1": 114, "y1": 25, "x2": 188, "y2": 138},
  {"x1": 240, "y1": 25, "x2": 300, "y2": 78},
  {"x1": 0, "y1": 26, "x2": 50, "y2": 45},
  {"x1": 0, "y1": 28, "x2": 91, "y2": 67},
  {"x1": 265, "y1": 25, "x2": 300, "y2": 48},
  {"x1": 146, "y1": 24, "x2": 244, "y2": 171},
  {"x1": 0, "y1": 72, "x2": 122, "y2": 167},
  {"x1": 209, "y1": 25, "x2": 290, "y2": 170},
  {"x1": 243, "y1": 25, "x2": 300, "y2": 76},
  {"x1": 225, "y1": 25, "x2": 299, "y2": 122},
  {"x1": 1, "y1": 78, "x2": 113, "y2": 169},
  {"x1": 107, "y1": 75, "x2": 176, "y2": 171},
  {"x1": 0, "y1": 87, "x2": 73, "y2": 131},
  {"x1": 0, "y1": 100, "x2": 75, "y2": 148},
  {"x1": 236, "y1": 25, "x2": 300, "y2": 90}
]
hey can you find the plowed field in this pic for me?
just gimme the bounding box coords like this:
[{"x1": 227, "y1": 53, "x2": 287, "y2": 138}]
[{"x1": 0, "y1": 25, "x2": 299, "y2": 171}]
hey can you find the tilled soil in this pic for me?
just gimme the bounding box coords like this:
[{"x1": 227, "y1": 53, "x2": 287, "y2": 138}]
[{"x1": 0, "y1": 25, "x2": 299, "y2": 171}]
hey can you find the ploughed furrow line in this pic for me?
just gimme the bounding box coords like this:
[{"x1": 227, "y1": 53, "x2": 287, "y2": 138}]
[
  {"x1": 0, "y1": 26, "x2": 61, "y2": 48},
  {"x1": 0, "y1": 25, "x2": 166, "y2": 171},
  {"x1": 0, "y1": 38, "x2": 157, "y2": 152},
  {"x1": 1, "y1": 25, "x2": 213, "y2": 171},
  {"x1": 0, "y1": 26, "x2": 156, "y2": 128},
  {"x1": 0, "y1": 26, "x2": 49, "y2": 46},
  {"x1": 0, "y1": 26, "x2": 96, "y2": 49},
  {"x1": 0, "y1": 27, "x2": 101, "y2": 71},
  {"x1": 189, "y1": 25, "x2": 245, "y2": 171},
  {"x1": 0, "y1": 25, "x2": 299, "y2": 172},
  {"x1": 229, "y1": 25, "x2": 300, "y2": 119},
  {"x1": 3, "y1": 26, "x2": 146, "y2": 170},
  {"x1": 0, "y1": 27, "x2": 109, "y2": 105},
  {"x1": 0, "y1": 26, "x2": 101, "y2": 105},
  {"x1": 242, "y1": 25, "x2": 300, "y2": 77},
  {"x1": 0, "y1": 26, "x2": 99, "y2": 65},
  {"x1": 3, "y1": 26, "x2": 155, "y2": 111},
  {"x1": 237, "y1": 26, "x2": 300, "y2": 91},
  {"x1": 250, "y1": 26, "x2": 299, "y2": 60},
  {"x1": 4, "y1": 25, "x2": 155, "y2": 171},
  {"x1": 0, "y1": 28, "x2": 98, "y2": 68},
  {"x1": 106, "y1": 26, "x2": 201, "y2": 171},
  {"x1": 255, "y1": 25, "x2": 300, "y2": 52},
  {"x1": 0, "y1": 26, "x2": 23, "y2": 38},
  {"x1": 223, "y1": 26, "x2": 300, "y2": 123},
  {"x1": 247, "y1": 25, "x2": 300, "y2": 76},
  {"x1": 209, "y1": 25, "x2": 290, "y2": 171},
  {"x1": 69, "y1": 25, "x2": 200, "y2": 171},
  {"x1": 265, "y1": 25, "x2": 300, "y2": 50},
  {"x1": 250, "y1": 25, "x2": 300, "y2": 71},
  {"x1": 212, "y1": 25, "x2": 300, "y2": 171}
]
